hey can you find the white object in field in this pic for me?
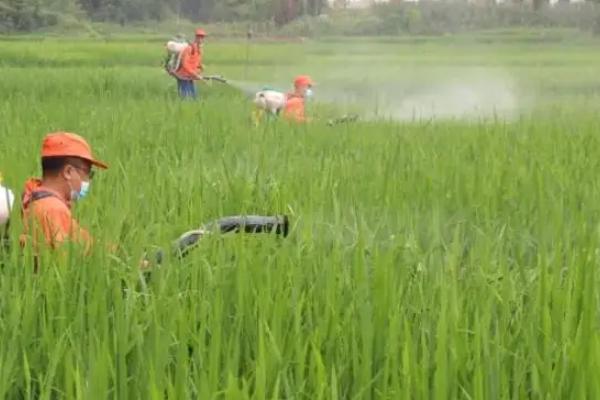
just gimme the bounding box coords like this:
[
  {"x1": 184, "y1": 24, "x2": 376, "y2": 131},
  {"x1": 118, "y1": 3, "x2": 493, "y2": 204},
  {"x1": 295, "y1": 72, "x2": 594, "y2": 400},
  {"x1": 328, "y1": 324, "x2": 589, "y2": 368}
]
[
  {"x1": 254, "y1": 90, "x2": 287, "y2": 114},
  {"x1": 0, "y1": 185, "x2": 14, "y2": 226}
]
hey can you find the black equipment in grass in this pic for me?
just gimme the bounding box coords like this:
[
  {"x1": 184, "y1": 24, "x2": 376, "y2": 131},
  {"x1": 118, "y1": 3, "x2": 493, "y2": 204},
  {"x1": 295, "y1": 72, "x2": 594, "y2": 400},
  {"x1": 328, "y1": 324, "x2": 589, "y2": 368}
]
[
  {"x1": 150, "y1": 215, "x2": 289, "y2": 264},
  {"x1": 327, "y1": 114, "x2": 359, "y2": 127}
]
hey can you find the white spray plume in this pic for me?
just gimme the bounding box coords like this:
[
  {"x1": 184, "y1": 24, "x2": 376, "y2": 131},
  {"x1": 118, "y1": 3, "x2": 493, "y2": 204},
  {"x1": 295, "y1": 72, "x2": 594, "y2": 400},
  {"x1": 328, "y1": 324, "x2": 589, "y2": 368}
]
[{"x1": 316, "y1": 69, "x2": 521, "y2": 122}]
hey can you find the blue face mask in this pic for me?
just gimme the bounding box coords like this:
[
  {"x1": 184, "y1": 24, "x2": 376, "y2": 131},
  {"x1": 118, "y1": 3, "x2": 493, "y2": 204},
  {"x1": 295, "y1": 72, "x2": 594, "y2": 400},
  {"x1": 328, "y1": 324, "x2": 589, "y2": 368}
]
[
  {"x1": 71, "y1": 181, "x2": 90, "y2": 202},
  {"x1": 79, "y1": 181, "x2": 91, "y2": 199}
]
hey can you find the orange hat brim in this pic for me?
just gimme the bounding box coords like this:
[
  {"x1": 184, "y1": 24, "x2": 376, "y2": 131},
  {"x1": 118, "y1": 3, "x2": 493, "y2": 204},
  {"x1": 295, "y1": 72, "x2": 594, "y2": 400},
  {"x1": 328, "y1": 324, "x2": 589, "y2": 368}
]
[{"x1": 87, "y1": 158, "x2": 108, "y2": 170}]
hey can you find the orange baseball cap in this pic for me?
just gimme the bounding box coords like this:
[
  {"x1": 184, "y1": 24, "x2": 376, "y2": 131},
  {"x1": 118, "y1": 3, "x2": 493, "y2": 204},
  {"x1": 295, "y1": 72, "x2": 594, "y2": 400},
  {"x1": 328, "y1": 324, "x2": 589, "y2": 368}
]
[
  {"x1": 195, "y1": 28, "x2": 206, "y2": 37},
  {"x1": 41, "y1": 132, "x2": 108, "y2": 169},
  {"x1": 294, "y1": 75, "x2": 314, "y2": 88}
]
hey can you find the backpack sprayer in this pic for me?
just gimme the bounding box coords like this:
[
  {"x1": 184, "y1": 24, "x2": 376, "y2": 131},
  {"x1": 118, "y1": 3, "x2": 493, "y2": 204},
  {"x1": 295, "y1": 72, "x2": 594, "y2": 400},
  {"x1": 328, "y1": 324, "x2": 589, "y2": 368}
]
[
  {"x1": 165, "y1": 39, "x2": 187, "y2": 73},
  {"x1": 253, "y1": 89, "x2": 287, "y2": 115},
  {"x1": 0, "y1": 175, "x2": 15, "y2": 252}
]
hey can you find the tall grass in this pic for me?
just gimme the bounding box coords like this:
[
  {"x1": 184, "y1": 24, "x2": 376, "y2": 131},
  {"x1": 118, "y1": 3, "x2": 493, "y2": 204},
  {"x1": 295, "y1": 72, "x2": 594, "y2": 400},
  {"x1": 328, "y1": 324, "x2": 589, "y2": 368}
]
[{"x1": 1, "y1": 36, "x2": 600, "y2": 398}]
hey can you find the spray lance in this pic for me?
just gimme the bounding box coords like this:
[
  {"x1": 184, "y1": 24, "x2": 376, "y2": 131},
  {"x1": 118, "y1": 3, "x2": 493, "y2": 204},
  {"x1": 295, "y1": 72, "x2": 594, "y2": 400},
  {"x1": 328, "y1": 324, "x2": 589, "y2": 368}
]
[{"x1": 201, "y1": 75, "x2": 229, "y2": 84}]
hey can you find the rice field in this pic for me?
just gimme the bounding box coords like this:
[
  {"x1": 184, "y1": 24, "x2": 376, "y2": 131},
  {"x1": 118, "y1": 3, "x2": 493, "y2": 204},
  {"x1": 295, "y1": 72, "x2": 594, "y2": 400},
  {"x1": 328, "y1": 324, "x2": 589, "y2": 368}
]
[{"x1": 1, "y1": 32, "x2": 600, "y2": 399}]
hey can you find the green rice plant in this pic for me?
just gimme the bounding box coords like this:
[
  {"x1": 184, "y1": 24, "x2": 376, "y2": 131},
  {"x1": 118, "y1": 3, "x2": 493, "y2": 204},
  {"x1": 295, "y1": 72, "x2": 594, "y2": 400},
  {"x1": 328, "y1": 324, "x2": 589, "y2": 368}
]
[{"x1": 1, "y1": 34, "x2": 600, "y2": 399}]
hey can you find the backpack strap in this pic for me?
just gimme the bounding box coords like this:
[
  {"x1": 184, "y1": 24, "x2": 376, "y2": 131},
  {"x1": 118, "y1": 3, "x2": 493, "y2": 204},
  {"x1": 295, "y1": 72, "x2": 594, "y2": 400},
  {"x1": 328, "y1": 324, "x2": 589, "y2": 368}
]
[
  {"x1": 30, "y1": 190, "x2": 56, "y2": 202},
  {"x1": 21, "y1": 190, "x2": 58, "y2": 213}
]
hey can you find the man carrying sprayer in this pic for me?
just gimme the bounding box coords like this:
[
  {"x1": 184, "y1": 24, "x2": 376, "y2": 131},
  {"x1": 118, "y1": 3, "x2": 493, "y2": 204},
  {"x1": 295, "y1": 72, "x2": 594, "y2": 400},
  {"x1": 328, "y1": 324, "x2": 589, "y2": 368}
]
[
  {"x1": 166, "y1": 28, "x2": 206, "y2": 99},
  {"x1": 253, "y1": 75, "x2": 314, "y2": 124},
  {"x1": 18, "y1": 132, "x2": 289, "y2": 269}
]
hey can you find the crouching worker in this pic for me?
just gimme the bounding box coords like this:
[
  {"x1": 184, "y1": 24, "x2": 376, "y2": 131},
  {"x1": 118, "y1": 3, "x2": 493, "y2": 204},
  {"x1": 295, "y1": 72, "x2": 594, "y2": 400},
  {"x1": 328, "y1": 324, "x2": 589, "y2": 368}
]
[
  {"x1": 253, "y1": 75, "x2": 314, "y2": 125},
  {"x1": 20, "y1": 132, "x2": 108, "y2": 259},
  {"x1": 284, "y1": 75, "x2": 314, "y2": 123}
]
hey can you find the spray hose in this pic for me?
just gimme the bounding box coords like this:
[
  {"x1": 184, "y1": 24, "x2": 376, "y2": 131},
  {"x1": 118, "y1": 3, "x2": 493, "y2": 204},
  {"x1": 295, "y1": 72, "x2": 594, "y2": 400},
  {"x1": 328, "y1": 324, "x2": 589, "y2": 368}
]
[{"x1": 149, "y1": 215, "x2": 289, "y2": 265}]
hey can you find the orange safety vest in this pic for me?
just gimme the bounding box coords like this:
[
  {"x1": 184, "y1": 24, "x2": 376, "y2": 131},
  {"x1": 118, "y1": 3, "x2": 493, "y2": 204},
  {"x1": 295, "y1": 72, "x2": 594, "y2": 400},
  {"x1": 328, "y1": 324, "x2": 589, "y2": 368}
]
[
  {"x1": 20, "y1": 178, "x2": 91, "y2": 253},
  {"x1": 283, "y1": 94, "x2": 306, "y2": 123},
  {"x1": 176, "y1": 43, "x2": 203, "y2": 80}
]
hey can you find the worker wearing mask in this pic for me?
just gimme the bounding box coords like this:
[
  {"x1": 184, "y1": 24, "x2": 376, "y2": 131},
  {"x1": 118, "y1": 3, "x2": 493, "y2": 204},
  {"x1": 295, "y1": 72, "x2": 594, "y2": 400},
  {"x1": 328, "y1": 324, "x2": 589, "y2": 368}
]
[
  {"x1": 283, "y1": 75, "x2": 314, "y2": 123},
  {"x1": 252, "y1": 75, "x2": 315, "y2": 125},
  {"x1": 20, "y1": 133, "x2": 289, "y2": 268},
  {"x1": 20, "y1": 132, "x2": 108, "y2": 253}
]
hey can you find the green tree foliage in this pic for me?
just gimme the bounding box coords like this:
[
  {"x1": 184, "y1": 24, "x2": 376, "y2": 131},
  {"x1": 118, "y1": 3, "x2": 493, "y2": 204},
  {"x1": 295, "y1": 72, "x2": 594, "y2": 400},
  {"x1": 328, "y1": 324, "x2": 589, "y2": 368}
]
[
  {"x1": 0, "y1": 0, "x2": 329, "y2": 31},
  {"x1": 1, "y1": 0, "x2": 44, "y2": 31}
]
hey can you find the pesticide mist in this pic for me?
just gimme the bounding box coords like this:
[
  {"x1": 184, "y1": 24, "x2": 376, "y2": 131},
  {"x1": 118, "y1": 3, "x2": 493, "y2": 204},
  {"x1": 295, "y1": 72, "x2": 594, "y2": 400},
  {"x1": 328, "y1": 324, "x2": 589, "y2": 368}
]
[{"x1": 317, "y1": 69, "x2": 521, "y2": 121}]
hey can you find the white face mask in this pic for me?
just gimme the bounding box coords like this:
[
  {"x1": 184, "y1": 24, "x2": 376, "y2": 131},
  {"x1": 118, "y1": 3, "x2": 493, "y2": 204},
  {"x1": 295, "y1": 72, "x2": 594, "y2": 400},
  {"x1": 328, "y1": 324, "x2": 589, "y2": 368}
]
[
  {"x1": 70, "y1": 180, "x2": 90, "y2": 202},
  {"x1": 305, "y1": 88, "x2": 314, "y2": 99},
  {"x1": 0, "y1": 186, "x2": 14, "y2": 226},
  {"x1": 68, "y1": 167, "x2": 92, "y2": 202}
]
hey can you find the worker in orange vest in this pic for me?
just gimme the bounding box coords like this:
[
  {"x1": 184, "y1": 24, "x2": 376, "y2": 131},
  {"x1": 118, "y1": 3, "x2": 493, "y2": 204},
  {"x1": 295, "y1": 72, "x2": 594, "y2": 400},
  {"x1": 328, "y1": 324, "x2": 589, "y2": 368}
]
[
  {"x1": 19, "y1": 133, "x2": 289, "y2": 269},
  {"x1": 174, "y1": 28, "x2": 206, "y2": 99},
  {"x1": 283, "y1": 75, "x2": 314, "y2": 123},
  {"x1": 20, "y1": 132, "x2": 108, "y2": 254}
]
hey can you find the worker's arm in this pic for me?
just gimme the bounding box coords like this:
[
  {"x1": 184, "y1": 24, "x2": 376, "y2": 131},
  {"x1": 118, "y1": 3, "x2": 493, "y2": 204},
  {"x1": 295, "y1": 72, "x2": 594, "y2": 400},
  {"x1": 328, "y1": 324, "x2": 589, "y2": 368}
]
[{"x1": 40, "y1": 208, "x2": 92, "y2": 253}]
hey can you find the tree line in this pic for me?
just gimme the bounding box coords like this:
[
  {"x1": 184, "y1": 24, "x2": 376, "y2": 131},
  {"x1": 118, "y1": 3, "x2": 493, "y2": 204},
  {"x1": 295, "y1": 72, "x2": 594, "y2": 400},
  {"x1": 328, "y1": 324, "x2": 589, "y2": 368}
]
[
  {"x1": 1, "y1": 0, "x2": 598, "y2": 34},
  {"x1": 0, "y1": 0, "x2": 329, "y2": 32}
]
